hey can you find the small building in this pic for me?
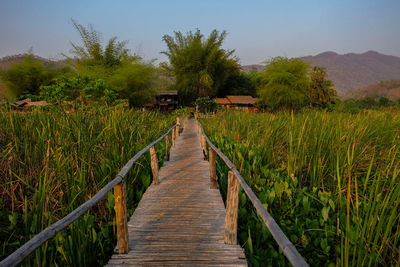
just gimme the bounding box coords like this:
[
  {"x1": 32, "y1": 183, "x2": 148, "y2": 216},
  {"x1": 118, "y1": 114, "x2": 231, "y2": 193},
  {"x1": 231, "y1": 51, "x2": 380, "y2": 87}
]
[
  {"x1": 146, "y1": 90, "x2": 178, "y2": 111},
  {"x1": 214, "y1": 98, "x2": 232, "y2": 107},
  {"x1": 12, "y1": 98, "x2": 49, "y2": 109},
  {"x1": 214, "y1": 95, "x2": 258, "y2": 112}
]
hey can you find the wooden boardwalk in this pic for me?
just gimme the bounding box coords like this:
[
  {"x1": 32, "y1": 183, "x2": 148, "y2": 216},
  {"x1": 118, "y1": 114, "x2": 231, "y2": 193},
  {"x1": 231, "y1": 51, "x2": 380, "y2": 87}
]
[{"x1": 106, "y1": 118, "x2": 247, "y2": 266}]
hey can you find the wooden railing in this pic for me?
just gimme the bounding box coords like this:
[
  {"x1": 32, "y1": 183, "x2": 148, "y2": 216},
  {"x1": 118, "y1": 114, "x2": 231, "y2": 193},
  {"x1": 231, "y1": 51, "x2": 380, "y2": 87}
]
[
  {"x1": 1, "y1": 114, "x2": 188, "y2": 267},
  {"x1": 196, "y1": 119, "x2": 309, "y2": 267}
]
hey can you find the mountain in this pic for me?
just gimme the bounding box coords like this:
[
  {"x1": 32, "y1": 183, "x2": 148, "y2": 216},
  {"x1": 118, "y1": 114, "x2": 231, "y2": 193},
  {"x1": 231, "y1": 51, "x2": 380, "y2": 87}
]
[
  {"x1": 343, "y1": 80, "x2": 400, "y2": 100},
  {"x1": 300, "y1": 51, "x2": 400, "y2": 92},
  {"x1": 241, "y1": 64, "x2": 265, "y2": 73},
  {"x1": 0, "y1": 54, "x2": 67, "y2": 70}
]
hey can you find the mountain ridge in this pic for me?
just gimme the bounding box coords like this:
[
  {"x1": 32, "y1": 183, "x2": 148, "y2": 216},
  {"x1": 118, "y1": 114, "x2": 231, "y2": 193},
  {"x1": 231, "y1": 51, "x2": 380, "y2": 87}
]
[{"x1": 242, "y1": 51, "x2": 400, "y2": 92}]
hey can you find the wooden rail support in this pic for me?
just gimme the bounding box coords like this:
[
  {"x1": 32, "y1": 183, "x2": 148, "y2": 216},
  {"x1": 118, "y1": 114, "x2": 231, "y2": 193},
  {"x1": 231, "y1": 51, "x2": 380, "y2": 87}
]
[
  {"x1": 150, "y1": 146, "x2": 159, "y2": 184},
  {"x1": 209, "y1": 147, "x2": 218, "y2": 189},
  {"x1": 224, "y1": 171, "x2": 240, "y2": 245},
  {"x1": 114, "y1": 182, "x2": 128, "y2": 254},
  {"x1": 201, "y1": 133, "x2": 207, "y2": 153},
  {"x1": 176, "y1": 114, "x2": 180, "y2": 136},
  {"x1": 172, "y1": 128, "x2": 175, "y2": 147},
  {"x1": 165, "y1": 135, "x2": 171, "y2": 161}
]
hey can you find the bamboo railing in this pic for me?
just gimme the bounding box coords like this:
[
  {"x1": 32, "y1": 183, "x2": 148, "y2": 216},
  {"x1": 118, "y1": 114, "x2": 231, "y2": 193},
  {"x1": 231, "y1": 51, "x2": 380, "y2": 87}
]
[
  {"x1": 1, "y1": 114, "x2": 187, "y2": 267},
  {"x1": 195, "y1": 118, "x2": 309, "y2": 267}
]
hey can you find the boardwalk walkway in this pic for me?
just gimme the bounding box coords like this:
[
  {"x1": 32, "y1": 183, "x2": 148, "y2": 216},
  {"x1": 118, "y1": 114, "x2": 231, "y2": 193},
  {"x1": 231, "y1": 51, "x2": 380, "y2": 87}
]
[{"x1": 106, "y1": 118, "x2": 247, "y2": 266}]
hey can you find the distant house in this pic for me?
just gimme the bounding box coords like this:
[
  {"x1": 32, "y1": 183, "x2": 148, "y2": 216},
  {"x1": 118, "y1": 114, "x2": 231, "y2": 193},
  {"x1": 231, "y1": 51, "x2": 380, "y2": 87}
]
[
  {"x1": 12, "y1": 98, "x2": 48, "y2": 109},
  {"x1": 214, "y1": 95, "x2": 258, "y2": 112},
  {"x1": 214, "y1": 98, "x2": 232, "y2": 107},
  {"x1": 146, "y1": 90, "x2": 178, "y2": 111}
]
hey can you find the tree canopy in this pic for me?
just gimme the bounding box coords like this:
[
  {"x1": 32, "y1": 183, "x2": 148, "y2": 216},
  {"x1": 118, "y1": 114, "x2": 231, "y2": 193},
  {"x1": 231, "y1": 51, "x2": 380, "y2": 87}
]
[
  {"x1": 258, "y1": 57, "x2": 310, "y2": 111},
  {"x1": 162, "y1": 29, "x2": 239, "y2": 104},
  {"x1": 0, "y1": 54, "x2": 69, "y2": 98},
  {"x1": 308, "y1": 66, "x2": 336, "y2": 107},
  {"x1": 65, "y1": 20, "x2": 159, "y2": 106}
]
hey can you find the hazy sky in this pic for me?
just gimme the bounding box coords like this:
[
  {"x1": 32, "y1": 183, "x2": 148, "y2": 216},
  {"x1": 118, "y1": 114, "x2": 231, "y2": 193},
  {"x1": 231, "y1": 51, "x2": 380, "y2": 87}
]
[{"x1": 1, "y1": 0, "x2": 399, "y2": 65}]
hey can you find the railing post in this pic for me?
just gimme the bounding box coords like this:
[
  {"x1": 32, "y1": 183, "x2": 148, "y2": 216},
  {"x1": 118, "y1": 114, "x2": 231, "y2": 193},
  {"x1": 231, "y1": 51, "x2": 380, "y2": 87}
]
[
  {"x1": 176, "y1": 113, "x2": 180, "y2": 136},
  {"x1": 165, "y1": 135, "x2": 171, "y2": 161},
  {"x1": 171, "y1": 128, "x2": 175, "y2": 147},
  {"x1": 150, "y1": 146, "x2": 159, "y2": 184},
  {"x1": 224, "y1": 171, "x2": 240, "y2": 245},
  {"x1": 201, "y1": 132, "x2": 206, "y2": 153},
  {"x1": 114, "y1": 181, "x2": 128, "y2": 253},
  {"x1": 209, "y1": 147, "x2": 218, "y2": 189}
]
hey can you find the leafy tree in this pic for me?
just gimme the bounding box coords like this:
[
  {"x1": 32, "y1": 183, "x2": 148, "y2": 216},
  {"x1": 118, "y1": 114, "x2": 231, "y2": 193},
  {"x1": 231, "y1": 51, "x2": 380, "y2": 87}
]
[
  {"x1": 308, "y1": 66, "x2": 336, "y2": 108},
  {"x1": 110, "y1": 62, "x2": 159, "y2": 107},
  {"x1": 67, "y1": 20, "x2": 158, "y2": 106},
  {"x1": 162, "y1": 29, "x2": 239, "y2": 104},
  {"x1": 218, "y1": 71, "x2": 258, "y2": 97},
  {"x1": 0, "y1": 55, "x2": 58, "y2": 97},
  {"x1": 377, "y1": 97, "x2": 394, "y2": 107},
  {"x1": 258, "y1": 57, "x2": 310, "y2": 111},
  {"x1": 195, "y1": 97, "x2": 218, "y2": 113},
  {"x1": 40, "y1": 75, "x2": 117, "y2": 104},
  {"x1": 68, "y1": 20, "x2": 132, "y2": 72}
]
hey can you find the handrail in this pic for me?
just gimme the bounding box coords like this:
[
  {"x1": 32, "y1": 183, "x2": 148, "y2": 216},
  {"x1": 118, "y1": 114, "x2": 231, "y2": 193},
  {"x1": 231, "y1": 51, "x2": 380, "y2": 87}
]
[
  {"x1": 197, "y1": 119, "x2": 309, "y2": 267},
  {"x1": 1, "y1": 121, "x2": 180, "y2": 267}
]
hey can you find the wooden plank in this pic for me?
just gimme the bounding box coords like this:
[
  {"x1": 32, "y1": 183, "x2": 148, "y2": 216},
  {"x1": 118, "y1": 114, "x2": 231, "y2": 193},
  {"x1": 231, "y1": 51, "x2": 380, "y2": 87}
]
[{"x1": 107, "y1": 118, "x2": 247, "y2": 266}]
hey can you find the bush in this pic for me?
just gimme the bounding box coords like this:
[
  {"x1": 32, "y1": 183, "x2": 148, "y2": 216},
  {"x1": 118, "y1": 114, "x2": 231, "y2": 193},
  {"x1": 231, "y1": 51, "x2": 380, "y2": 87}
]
[
  {"x1": 195, "y1": 97, "x2": 218, "y2": 113},
  {"x1": 0, "y1": 55, "x2": 63, "y2": 98}
]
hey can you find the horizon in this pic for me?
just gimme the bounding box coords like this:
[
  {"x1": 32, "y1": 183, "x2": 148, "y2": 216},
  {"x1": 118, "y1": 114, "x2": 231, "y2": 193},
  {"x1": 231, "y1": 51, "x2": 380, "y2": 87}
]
[{"x1": 1, "y1": 0, "x2": 399, "y2": 65}]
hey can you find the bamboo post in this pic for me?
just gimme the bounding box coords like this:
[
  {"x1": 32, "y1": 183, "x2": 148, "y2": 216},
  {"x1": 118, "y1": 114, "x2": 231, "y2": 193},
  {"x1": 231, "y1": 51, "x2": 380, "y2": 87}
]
[
  {"x1": 114, "y1": 182, "x2": 128, "y2": 253},
  {"x1": 176, "y1": 113, "x2": 180, "y2": 136},
  {"x1": 209, "y1": 147, "x2": 218, "y2": 189},
  {"x1": 150, "y1": 146, "x2": 159, "y2": 184},
  {"x1": 224, "y1": 171, "x2": 240, "y2": 245},
  {"x1": 165, "y1": 135, "x2": 171, "y2": 161},
  {"x1": 172, "y1": 128, "x2": 175, "y2": 147},
  {"x1": 201, "y1": 132, "x2": 206, "y2": 152}
]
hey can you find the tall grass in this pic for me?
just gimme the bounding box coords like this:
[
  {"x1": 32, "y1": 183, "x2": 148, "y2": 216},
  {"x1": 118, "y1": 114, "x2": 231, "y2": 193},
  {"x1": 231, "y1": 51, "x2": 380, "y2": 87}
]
[
  {"x1": 202, "y1": 109, "x2": 400, "y2": 266},
  {"x1": 0, "y1": 105, "x2": 177, "y2": 266}
]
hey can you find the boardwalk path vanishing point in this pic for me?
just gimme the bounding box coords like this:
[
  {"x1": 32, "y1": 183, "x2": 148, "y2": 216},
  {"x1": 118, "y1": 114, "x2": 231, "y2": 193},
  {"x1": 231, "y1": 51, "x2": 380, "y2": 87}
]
[{"x1": 106, "y1": 118, "x2": 247, "y2": 266}]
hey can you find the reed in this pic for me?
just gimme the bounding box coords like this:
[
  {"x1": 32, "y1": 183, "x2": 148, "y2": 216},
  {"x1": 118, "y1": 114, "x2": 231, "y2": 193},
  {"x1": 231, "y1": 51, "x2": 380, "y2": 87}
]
[
  {"x1": 202, "y1": 109, "x2": 400, "y2": 266},
  {"x1": 0, "y1": 105, "x2": 179, "y2": 266}
]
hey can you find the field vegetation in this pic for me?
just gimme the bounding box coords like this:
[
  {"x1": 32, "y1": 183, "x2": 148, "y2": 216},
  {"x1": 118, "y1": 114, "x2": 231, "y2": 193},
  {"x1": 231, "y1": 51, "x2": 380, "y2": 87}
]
[
  {"x1": 0, "y1": 105, "x2": 179, "y2": 265},
  {"x1": 202, "y1": 109, "x2": 400, "y2": 266}
]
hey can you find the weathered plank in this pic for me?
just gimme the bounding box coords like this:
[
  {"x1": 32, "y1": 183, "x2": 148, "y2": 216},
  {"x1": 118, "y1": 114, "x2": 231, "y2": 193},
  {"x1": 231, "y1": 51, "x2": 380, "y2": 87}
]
[
  {"x1": 114, "y1": 182, "x2": 129, "y2": 253},
  {"x1": 149, "y1": 146, "x2": 159, "y2": 185},
  {"x1": 106, "y1": 118, "x2": 247, "y2": 266},
  {"x1": 224, "y1": 171, "x2": 240, "y2": 245},
  {"x1": 209, "y1": 147, "x2": 218, "y2": 189}
]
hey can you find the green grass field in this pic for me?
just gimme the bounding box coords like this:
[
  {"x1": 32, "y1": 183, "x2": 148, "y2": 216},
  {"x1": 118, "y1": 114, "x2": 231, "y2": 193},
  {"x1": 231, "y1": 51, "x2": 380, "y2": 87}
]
[
  {"x1": 202, "y1": 109, "x2": 400, "y2": 266},
  {"x1": 0, "y1": 105, "x2": 178, "y2": 266}
]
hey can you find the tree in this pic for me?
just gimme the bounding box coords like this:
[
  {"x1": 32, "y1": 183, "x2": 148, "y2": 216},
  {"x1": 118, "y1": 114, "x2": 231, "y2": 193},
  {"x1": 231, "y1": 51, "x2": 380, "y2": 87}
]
[
  {"x1": 162, "y1": 29, "x2": 239, "y2": 104},
  {"x1": 308, "y1": 66, "x2": 336, "y2": 107},
  {"x1": 110, "y1": 62, "x2": 159, "y2": 107},
  {"x1": 195, "y1": 97, "x2": 218, "y2": 113},
  {"x1": 67, "y1": 20, "x2": 158, "y2": 107},
  {"x1": 68, "y1": 20, "x2": 132, "y2": 72},
  {"x1": 258, "y1": 57, "x2": 310, "y2": 111},
  {"x1": 217, "y1": 71, "x2": 258, "y2": 97},
  {"x1": 0, "y1": 54, "x2": 58, "y2": 97}
]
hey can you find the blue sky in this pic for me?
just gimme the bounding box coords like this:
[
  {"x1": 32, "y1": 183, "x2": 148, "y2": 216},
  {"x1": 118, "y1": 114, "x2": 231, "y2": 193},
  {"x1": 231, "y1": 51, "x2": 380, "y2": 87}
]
[{"x1": 0, "y1": 0, "x2": 399, "y2": 65}]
